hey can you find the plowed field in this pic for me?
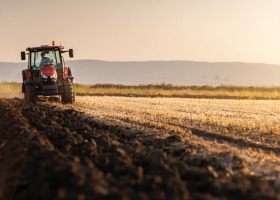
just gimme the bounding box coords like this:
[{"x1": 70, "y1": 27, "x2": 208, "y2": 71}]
[{"x1": 1, "y1": 96, "x2": 280, "y2": 200}]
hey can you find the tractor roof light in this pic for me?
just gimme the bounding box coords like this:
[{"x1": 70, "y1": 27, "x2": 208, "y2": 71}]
[{"x1": 52, "y1": 41, "x2": 55, "y2": 46}]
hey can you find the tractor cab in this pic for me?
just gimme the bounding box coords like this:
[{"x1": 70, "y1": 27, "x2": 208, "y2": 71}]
[{"x1": 21, "y1": 42, "x2": 75, "y2": 104}]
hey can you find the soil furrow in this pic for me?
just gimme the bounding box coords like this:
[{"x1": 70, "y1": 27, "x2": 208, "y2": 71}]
[{"x1": 0, "y1": 98, "x2": 279, "y2": 199}]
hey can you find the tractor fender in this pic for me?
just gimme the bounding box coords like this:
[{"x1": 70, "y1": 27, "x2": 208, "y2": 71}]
[
  {"x1": 68, "y1": 67, "x2": 72, "y2": 76},
  {"x1": 64, "y1": 67, "x2": 72, "y2": 77},
  {"x1": 22, "y1": 70, "x2": 27, "y2": 93},
  {"x1": 22, "y1": 69, "x2": 31, "y2": 93},
  {"x1": 23, "y1": 69, "x2": 30, "y2": 80},
  {"x1": 22, "y1": 70, "x2": 27, "y2": 81}
]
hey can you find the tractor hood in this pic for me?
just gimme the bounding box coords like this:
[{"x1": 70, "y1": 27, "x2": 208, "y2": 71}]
[{"x1": 40, "y1": 65, "x2": 57, "y2": 77}]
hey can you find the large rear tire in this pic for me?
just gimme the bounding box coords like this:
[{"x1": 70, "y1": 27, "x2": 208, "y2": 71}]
[
  {"x1": 62, "y1": 79, "x2": 74, "y2": 104},
  {"x1": 24, "y1": 84, "x2": 36, "y2": 103}
]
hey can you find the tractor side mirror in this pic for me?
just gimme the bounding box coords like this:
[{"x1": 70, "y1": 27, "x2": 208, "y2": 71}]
[
  {"x1": 21, "y1": 51, "x2": 26, "y2": 60},
  {"x1": 69, "y1": 49, "x2": 74, "y2": 58}
]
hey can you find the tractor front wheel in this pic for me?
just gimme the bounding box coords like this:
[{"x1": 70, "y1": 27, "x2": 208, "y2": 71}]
[
  {"x1": 61, "y1": 79, "x2": 75, "y2": 104},
  {"x1": 24, "y1": 84, "x2": 36, "y2": 103}
]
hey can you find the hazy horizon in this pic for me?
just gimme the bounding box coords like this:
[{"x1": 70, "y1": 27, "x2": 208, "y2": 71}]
[
  {"x1": 2, "y1": 60, "x2": 280, "y2": 86},
  {"x1": 1, "y1": 0, "x2": 280, "y2": 65},
  {"x1": 2, "y1": 58, "x2": 280, "y2": 66}
]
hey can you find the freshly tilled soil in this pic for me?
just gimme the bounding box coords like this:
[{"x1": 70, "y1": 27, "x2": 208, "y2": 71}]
[{"x1": 0, "y1": 98, "x2": 278, "y2": 200}]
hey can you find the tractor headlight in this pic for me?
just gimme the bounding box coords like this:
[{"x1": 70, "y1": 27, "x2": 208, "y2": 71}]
[
  {"x1": 50, "y1": 74, "x2": 57, "y2": 79},
  {"x1": 41, "y1": 74, "x2": 48, "y2": 79}
]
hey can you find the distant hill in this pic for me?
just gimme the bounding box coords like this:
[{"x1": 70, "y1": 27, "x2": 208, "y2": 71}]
[{"x1": 1, "y1": 60, "x2": 280, "y2": 86}]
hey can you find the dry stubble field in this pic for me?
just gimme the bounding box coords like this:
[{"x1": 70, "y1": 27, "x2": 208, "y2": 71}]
[{"x1": 1, "y1": 95, "x2": 280, "y2": 199}]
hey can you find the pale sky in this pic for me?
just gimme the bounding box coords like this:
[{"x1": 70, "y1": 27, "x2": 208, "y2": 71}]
[{"x1": 1, "y1": 0, "x2": 280, "y2": 64}]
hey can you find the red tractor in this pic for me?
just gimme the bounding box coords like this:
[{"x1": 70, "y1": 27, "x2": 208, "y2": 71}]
[{"x1": 21, "y1": 42, "x2": 75, "y2": 104}]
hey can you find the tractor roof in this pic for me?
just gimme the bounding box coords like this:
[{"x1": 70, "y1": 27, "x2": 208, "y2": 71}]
[{"x1": 26, "y1": 45, "x2": 64, "y2": 51}]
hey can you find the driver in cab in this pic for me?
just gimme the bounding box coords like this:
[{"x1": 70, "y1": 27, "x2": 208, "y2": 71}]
[{"x1": 40, "y1": 52, "x2": 52, "y2": 66}]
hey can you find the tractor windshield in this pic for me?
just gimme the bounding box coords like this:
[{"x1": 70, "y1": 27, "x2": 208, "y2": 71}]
[{"x1": 30, "y1": 50, "x2": 62, "y2": 70}]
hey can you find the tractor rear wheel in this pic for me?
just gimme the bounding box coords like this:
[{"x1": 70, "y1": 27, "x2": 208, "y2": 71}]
[
  {"x1": 24, "y1": 84, "x2": 36, "y2": 103},
  {"x1": 62, "y1": 79, "x2": 74, "y2": 104}
]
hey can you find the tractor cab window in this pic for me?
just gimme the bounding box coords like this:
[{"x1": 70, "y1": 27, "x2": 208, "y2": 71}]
[{"x1": 30, "y1": 50, "x2": 63, "y2": 70}]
